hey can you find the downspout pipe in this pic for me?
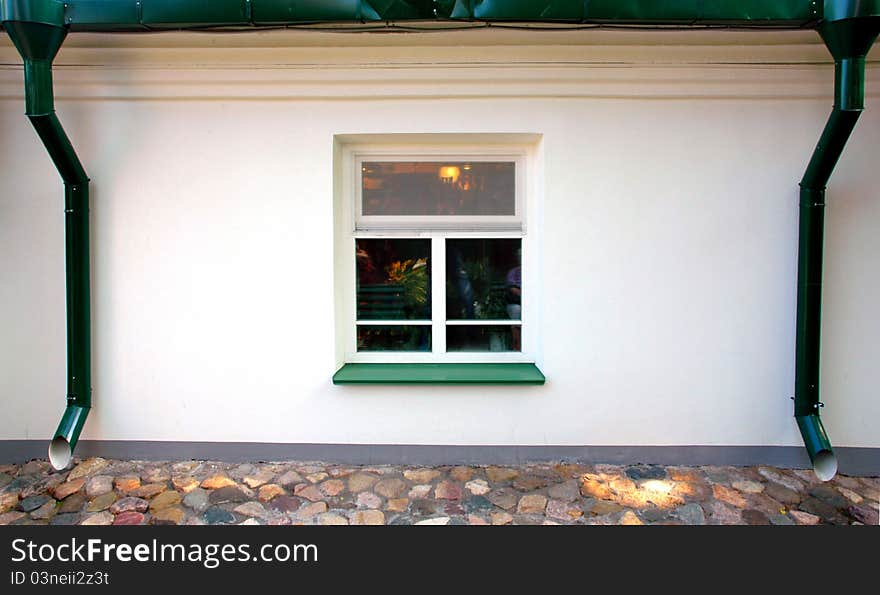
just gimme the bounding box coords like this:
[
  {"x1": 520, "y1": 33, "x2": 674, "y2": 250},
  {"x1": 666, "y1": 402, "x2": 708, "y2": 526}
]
[
  {"x1": 795, "y1": 1, "x2": 880, "y2": 480},
  {"x1": 3, "y1": 6, "x2": 92, "y2": 470}
]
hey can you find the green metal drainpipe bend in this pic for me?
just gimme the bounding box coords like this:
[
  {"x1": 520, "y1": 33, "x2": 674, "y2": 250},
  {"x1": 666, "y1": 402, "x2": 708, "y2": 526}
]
[
  {"x1": 3, "y1": 14, "x2": 91, "y2": 470},
  {"x1": 795, "y1": 1, "x2": 880, "y2": 481}
]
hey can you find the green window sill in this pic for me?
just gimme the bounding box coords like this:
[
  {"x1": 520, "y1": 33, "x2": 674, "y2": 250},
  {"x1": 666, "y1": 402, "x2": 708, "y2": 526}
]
[{"x1": 332, "y1": 363, "x2": 545, "y2": 385}]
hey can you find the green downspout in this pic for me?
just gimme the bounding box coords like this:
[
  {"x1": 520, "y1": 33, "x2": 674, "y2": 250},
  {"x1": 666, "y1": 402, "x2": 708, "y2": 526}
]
[
  {"x1": 795, "y1": 1, "x2": 880, "y2": 480},
  {"x1": 3, "y1": 2, "x2": 91, "y2": 470}
]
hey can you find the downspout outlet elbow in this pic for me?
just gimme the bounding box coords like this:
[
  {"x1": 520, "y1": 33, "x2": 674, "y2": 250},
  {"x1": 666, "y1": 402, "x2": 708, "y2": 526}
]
[
  {"x1": 796, "y1": 414, "x2": 838, "y2": 482},
  {"x1": 49, "y1": 404, "x2": 90, "y2": 470}
]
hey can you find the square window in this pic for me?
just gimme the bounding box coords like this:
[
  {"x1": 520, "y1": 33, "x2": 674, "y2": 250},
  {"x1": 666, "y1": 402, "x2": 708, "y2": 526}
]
[{"x1": 335, "y1": 140, "x2": 538, "y2": 367}]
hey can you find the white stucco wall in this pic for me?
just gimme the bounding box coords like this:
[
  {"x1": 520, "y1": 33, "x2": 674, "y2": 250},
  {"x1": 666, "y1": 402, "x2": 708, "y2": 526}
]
[{"x1": 0, "y1": 30, "x2": 878, "y2": 448}]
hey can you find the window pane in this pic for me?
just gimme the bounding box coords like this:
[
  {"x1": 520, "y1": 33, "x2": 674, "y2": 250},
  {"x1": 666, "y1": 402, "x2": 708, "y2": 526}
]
[
  {"x1": 362, "y1": 162, "x2": 515, "y2": 216},
  {"x1": 357, "y1": 326, "x2": 431, "y2": 352},
  {"x1": 446, "y1": 326, "x2": 520, "y2": 352},
  {"x1": 357, "y1": 239, "x2": 431, "y2": 320},
  {"x1": 446, "y1": 239, "x2": 521, "y2": 321}
]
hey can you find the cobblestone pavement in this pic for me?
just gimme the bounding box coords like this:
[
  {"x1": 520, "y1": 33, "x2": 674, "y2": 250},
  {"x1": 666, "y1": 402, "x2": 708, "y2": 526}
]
[{"x1": 0, "y1": 458, "x2": 877, "y2": 525}]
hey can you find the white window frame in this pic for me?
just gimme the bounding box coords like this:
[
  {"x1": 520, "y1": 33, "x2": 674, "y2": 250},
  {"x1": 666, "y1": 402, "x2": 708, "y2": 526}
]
[{"x1": 337, "y1": 142, "x2": 539, "y2": 365}]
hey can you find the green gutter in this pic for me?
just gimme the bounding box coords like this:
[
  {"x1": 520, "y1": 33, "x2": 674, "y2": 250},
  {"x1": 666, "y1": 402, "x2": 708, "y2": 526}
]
[
  {"x1": 0, "y1": 1, "x2": 823, "y2": 32},
  {"x1": 3, "y1": 13, "x2": 92, "y2": 470},
  {"x1": 794, "y1": 1, "x2": 880, "y2": 481}
]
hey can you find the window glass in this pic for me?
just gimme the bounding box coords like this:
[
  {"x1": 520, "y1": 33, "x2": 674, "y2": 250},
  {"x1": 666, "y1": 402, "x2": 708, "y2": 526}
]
[
  {"x1": 446, "y1": 239, "x2": 521, "y2": 321},
  {"x1": 357, "y1": 326, "x2": 431, "y2": 352},
  {"x1": 356, "y1": 239, "x2": 431, "y2": 321},
  {"x1": 446, "y1": 325, "x2": 520, "y2": 352},
  {"x1": 362, "y1": 161, "x2": 515, "y2": 217}
]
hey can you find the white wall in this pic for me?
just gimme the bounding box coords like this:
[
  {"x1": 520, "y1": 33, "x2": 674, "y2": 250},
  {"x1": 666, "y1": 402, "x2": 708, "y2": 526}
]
[{"x1": 1, "y1": 30, "x2": 878, "y2": 448}]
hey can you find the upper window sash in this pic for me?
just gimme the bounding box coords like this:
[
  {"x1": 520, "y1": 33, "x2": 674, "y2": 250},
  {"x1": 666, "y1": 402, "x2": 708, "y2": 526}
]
[{"x1": 354, "y1": 154, "x2": 525, "y2": 232}]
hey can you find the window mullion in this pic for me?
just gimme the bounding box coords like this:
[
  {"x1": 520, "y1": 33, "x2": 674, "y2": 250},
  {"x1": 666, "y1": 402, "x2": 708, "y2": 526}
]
[{"x1": 432, "y1": 235, "x2": 446, "y2": 356}]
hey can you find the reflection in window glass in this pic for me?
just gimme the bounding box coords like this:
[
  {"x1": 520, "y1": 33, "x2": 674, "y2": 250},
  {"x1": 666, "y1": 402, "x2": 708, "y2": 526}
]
[
  {"x1": 446, "y1": 325, "x2": 520, "y2": 352},
  {"x1": 356, "y1": 239, "x2": 431, "y2": 320},
  {"x1": 357, "y1": 326, "x2": 431, "y2": 352},
  {"x1": 362, "y1": 162, "x2": 515, "y2": 216},
  {"x1": 446, "y1": 239, "x2": 521, "y2": 321}
]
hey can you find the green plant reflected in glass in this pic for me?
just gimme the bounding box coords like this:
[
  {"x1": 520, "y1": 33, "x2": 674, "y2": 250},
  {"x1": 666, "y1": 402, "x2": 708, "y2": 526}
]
[{"x1": 356, "y1": 239, "x2": 431, "y2": 320}]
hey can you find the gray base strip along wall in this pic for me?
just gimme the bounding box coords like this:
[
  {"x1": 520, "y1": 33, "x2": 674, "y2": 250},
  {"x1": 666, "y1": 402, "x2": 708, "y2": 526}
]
[{"x1": 0, "y1": 441, "x2": 877, "y2": 476}]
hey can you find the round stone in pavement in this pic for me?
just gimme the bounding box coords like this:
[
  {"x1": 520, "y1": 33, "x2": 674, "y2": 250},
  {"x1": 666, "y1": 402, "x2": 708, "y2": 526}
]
[
  {"x1": 30, "y1": 500, "x2": 58, "y2": 520},
  {"x1": 465, "y1": 496, "x2": 494, "y2": 512},
  {"x1": 769, "y1": 513, "x2": 795, "y2": 525},
  {"x1": 672, "y1": 503, "x2": 706, "y2": 525},
  {"x1": 141, "y1": 467, "x2": 171, "y2": 484},
  {"x1": 465, "y1": 479, "x2": 491, "y2": 496},
  {"x1": 388, "y1": 515, "x2": 414, "y2": 525},
  {"x1": 847, "y1": 504, "x2": 879, "y2": 525},
  {"x1": 85, "y1": 475, "x2": 114, "y2": 498},
  {"x1": 742, "y1": 510, "x2": 770, "y2": 525},
  {"x1": 513, "y1": 475, "x2": 551, "y2": 492},
  {"x1": 485, "y1": 467, "x2": 519, "y2": 483},
  {"x1": 67, "y1": 458, "x2": 108, "y2": 480},
  {"x1": 625, "y1": 465, "x2": 667, "y2": 481},
  {"x1": 487, "y1": 488, "x2": 518, "y2": 511},
  {"x1": 203, "y1": 507, "x2": 236, "y2": 525},
  {"x1": 86, "y1": 492, "x2": 116, "y2": 512},
  {"x1": 356, "y1": 492, "x2": 382, "y2": 509},
  {"x1": 765, "y1": 483, "x2": 801, "y2": 505},
  {"x1": 348, "y1": 473, "x2": 379, "y2": 493},
  {"x1": 588, "y1": 500, "x2": 623, "y2": 516},
  {"x1": 808, "y1": 486, "x2": 849, "y2": 510},
  {"x1": 110, "y1": 497, "x2": 149, "y2": 514},
  {"x1": 19, "y1": 495, "x2": 51, "y2": 513},
  {"x1": 153, "y1": 507, "x2": 186, "y2": 525},
  {"x1": 80, "y1": 511, "x2": 114, "y2": 526},
  {"x1": 411, "y1": 500, "x2": 441, "y2": 517},
  {"x1": 50, "y1": 513, "x2": 82, "y2": 526},
  {"x1": 53, "y1": 478, "x2": 85, "y2": 500},
  {"x1": 435, "y1": 481, "x2": 462, "y2": 500},
  {"x1": 209, "y1": 486, "x2": 249, "y2": 505},
  {"x1": 266, "y1": 495, "x2": 302, "y2": 513},
  {"x1": 150, "y1": 490, "x2": 182, "y2": 511},
  {"x1": 113, "y1": 511, "x2": 145, "y2": 526},
  {"x1": 201, "y1": 475, "x2": 236, "y2": 490},
  {"x1": 350, "y1": 510, "x2": 385, "y2": 525},
  {"x1": 789, "y1": 510, "x2": 820, "y2": 525},
  {"x1": 798, "y1": 498, "x2": 848, "y2": 524},
  {"x1": 374, "y1": 478, "x2": 406, "y2": 499},
  {"x1": 547, "y1": 480, "x2": 580, "y2": 502},
  {"x1": 59, "y1": 493, "x2": 87, "y2": 514},
  {"x1": 517, "y1": 494, "x2": 547, "y2": 514},
  {"x1": 640, "y1": 507, "x2": 668, "y2": 523},
  {"x1": 183, "y1": 488, "x2": 210, "y2": 512},
  {"x1": 318, "y1": 513, "x2": 349, "y2": 526}
]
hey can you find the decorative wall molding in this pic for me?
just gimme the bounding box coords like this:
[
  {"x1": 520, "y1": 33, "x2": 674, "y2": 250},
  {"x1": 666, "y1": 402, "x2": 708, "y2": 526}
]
[
  {"x1": 1, "y1": 57, "x2": 877, "y2": 101},
  {"x1": 2, "y1": 29, "x2": 878, "y2": 101}
]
